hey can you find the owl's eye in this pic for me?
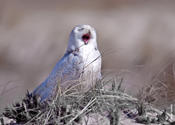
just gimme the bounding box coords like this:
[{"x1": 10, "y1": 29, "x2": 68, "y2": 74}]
[{"x1": 78, "y1": 28, "x2": 84, "y2": 31}]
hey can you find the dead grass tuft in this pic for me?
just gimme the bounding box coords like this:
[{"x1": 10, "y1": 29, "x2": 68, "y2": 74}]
[{"x1": 0, "y1": 76, "x2": 174, "y2": 125}]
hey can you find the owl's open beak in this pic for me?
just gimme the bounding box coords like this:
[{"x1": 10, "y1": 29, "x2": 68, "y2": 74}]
[{"x1": 82, "y1": 31, "x2": 91, "y2": 45}]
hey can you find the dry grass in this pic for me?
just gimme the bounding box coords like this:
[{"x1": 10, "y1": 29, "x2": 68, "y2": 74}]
[{"x1": 0, "y1": 76, "x2": 174, "y2": 125}]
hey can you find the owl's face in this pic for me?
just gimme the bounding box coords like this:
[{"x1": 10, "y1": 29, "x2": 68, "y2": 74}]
[
  {"x1": 67, "y1": 25, "x2": 97, "y2": 51},
  {"x1": 73, "y1": 25, "x2": 96, "y2": 45}
]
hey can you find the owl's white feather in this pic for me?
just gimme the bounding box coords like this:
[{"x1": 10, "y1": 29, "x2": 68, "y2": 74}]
[{"x1": 33, "y1": 25, "x2": 101, "y2": 101}]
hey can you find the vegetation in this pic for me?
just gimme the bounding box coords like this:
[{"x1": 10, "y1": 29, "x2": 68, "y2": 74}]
[{"x1": 0, "y1": 77, "x2": 174, "y2": 125}]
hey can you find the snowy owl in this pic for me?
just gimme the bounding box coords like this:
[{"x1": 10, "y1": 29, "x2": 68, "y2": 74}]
[{"x1": 33, "y1": 25, "x2": 102, "y2": 101}]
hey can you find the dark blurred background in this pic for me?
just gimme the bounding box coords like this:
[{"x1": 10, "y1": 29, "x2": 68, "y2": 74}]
[{"x1": 0, "y1": 0, "x2": 175, "y2": 111}]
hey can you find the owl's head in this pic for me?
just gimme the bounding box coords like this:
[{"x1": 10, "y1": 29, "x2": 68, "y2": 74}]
[{"x1": 67, "y1": 25, "x2": 98, "y2": 52}]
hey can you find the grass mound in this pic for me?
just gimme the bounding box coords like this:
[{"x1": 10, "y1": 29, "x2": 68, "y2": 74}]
[{"x1": 0, "y1": 78, "x2": 174, "y2": 125}]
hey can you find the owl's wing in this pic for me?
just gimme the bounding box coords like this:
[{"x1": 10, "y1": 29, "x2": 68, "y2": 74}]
[{"x1": 33, "y1": 53, "x2": 84, "y2": 101}]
